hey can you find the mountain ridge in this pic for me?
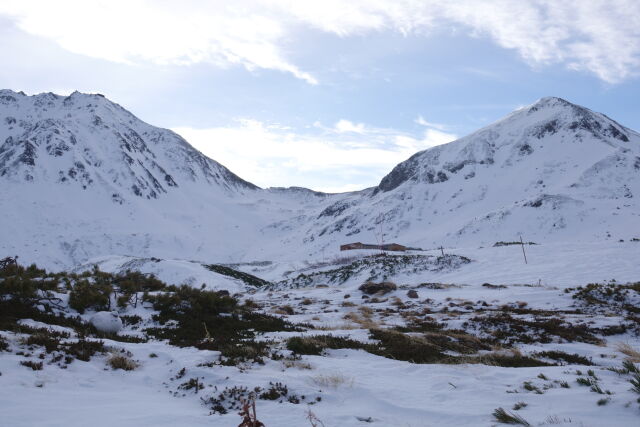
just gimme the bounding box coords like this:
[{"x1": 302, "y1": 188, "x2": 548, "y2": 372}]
[{"x1": 0, "y1": 90, "x2": 638, "y2": 269}]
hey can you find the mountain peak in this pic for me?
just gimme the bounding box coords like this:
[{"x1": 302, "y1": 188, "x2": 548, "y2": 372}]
[
  {"x1": 0, "y1": 89, "x2": 258, "y2": 199},
  {"x1": 374, "y1": 97, "x2": 635, "y2": 194}
]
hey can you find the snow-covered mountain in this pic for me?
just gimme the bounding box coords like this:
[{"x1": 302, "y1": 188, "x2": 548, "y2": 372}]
[
  {"x1": 291, "y1": 96, "x2": 640, "y2": 250},
  {"x1": 0, "y1": 90, "x2": 256, "y2": 198},
  {"x1": 0, "y1": 90, "x2": 297, "y2": 268},
  {"x1": 0, "y1": 91, "x2": 638, "y2": 269}
]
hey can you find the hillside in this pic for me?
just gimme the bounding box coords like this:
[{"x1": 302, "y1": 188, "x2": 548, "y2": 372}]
[
  {"x1": 290, "y1": 97, "x2": 640, "y2": 252},
  {"x1": 0, "y1": 91, "x2": 638, "y2": 269}
]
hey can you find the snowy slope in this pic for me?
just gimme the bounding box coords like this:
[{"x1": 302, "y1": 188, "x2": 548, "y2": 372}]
[
  {"x1": 0, "y1": 91, "x2": 638, "y2": 270},
  {"x1": 0, "y1": 90, "x2": 333, "y2": 268},
  {"x1": 289, "y1": 97, "x2": 640, "y2": 251}
]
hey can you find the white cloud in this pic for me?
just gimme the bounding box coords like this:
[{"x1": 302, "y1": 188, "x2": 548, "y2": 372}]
[
  {"x1": 0, "y1": 0, "x2": 317, "y2": 84},
  {"x1": 334, "y1": 119, "x2": 366, "y2": 134},
  {"x1": 1, "y1": 1, "x2": 638, "y2": 83},
  {"x1": 173, "y1": 118, "x2": 456, "y2": 192},
  {"x1": 415, "y1": 115, "x2": 447, "y2": 130}
]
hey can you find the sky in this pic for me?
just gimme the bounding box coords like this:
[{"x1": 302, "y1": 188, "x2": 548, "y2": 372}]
[{"x1": 1, "y1": 0, "x2": 640, "y2": 193}]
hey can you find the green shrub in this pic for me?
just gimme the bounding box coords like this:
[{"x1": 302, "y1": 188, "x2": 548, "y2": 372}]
[
  {"x1": 534, "y1": 350, "x2": 594, "y2": 365},
  {"x1": 286, "y1": 335, "x2": 371, "y2": 355},
  {"x1": 144, "y1": 285, "x2": 298, "y2": 350},
  {"x1": 68, "y1": 280, "x2": 112, "y2": 313},
  {"x1": 369, "y1": 329, "x2": 444, "y2": 363}
]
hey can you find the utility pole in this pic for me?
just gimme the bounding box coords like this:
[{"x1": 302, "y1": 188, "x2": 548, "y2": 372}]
[{"x1": 520, "y1": 236, "x2": 528, "y2": 264}]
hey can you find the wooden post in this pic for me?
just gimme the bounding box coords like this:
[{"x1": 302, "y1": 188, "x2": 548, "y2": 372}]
[{"x1": 520, "y1": 236, "x2": 528, "y2": 264}]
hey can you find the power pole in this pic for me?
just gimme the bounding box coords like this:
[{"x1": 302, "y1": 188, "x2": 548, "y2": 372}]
[{"x1": 520, "y1": 236, "x2": 528, "y2": 264}]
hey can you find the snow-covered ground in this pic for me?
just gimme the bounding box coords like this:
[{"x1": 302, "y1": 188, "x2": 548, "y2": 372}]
[
  {"x1": 1, "y1": 240, "x2": 639, "y2": 426},
  {"x1": 1, "y1": 91, "x2": 639, "y2": 426}
]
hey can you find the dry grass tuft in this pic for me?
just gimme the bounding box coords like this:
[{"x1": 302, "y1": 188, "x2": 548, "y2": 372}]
[
  {"x1": 107, "y1": 354, "x2": 138, "y2": 371},
  {"x1": 314, "y1": 323, "x2": 358, "y2": 331},
  {"x1": 343, "y1": 311, "x2": 381, "y2": 329},
  {"x1": 312, "y1": 372, "x2": 354, "y2": 388},
  {"x1": 617, "y1": 343, "x2": 640, "y2": 363}
]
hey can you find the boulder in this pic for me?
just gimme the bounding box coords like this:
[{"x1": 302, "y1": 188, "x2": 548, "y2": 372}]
[
  {"x1": 407, "y1": 290, "x2": 419, "y2": 299},
  {"x1": 90, "y1": 311, "x2": 123, "y2": 334}
]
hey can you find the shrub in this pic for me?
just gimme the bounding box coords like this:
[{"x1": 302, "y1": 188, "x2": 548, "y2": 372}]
[
  {"x1": 534, "y1": 350, "x2": 594, "y2": 366},
  {"x1": 493, "y1": 407, "x2": 530, "y2": 425},
  {"x1": 144, "y1": 285, "x2": 298, "y2": 351},
  {"x1": 369, "y1": 329, "x2": 444, "y2": 363},
  {"x1": 107, "y1": 354, "x2": 138, "y2": 371},
  {"x1": 512, "y1": 402, "x2": 527, "y2": 410},
  {"x1": 20, "y1": 360, "x2": 43, "y2": 370},
  {"x1": 358, "y1": 281, "x2": 397, "y2": 295},
  {"x1": 631, "y1": 373, "x2": 640, "y2": 394},
  {"x1": 286, "y1": 335, "x2": 371, "y2": 355},
  {"x1": 219, "y1": 340, "x2": 271, "y2": 365},
  {"x1": 68, "y1": 280, "x2": 112, "y2": 313},
  {"x1": 66, "y1": 339, "x2": 105, "y2": 362},
  {"x1": 179, "y1": 378, "x2": 204, "y2": 393}
]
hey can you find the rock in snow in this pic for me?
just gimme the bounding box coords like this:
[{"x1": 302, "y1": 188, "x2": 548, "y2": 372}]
[{"x1": 90, "y1": 311, "x2": 123, "y2": 333}]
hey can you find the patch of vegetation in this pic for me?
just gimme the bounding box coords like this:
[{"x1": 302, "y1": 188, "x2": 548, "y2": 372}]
[
  {"x1": 358, "y1": 281, "x2": 397, "y2": 295},
  {"x1": 204, "y1": 382, "x2": 305, "y2": 415},
  {"x1": 68, "y1": 280, "x2": 113, "y2": 313},
  {"x1": 204, "y1": 385, "x2": 260, "y2": 414},
  {"x1": 20, "y1": 360, "x2": 44, "y2": 371},
  {"x1": 218, "y1": 340, "x2": 272, "y2": 366},
  {"x1": 466, "y1": 312, "x2": 602, "y2": 345},
  {"x1": 534, "y1": 350, "x2": 594, "y2": 366},
  {"x1": 179, "y1": 378, "x2": 205, "y2": 393},
  {"x1": 107, "y1": 353, "x2": 138, "y2": 371},
  {"x1": 368, "y1": 329, "x2": 446, "y2": 364},
  {"x1": 204, "y1": 264, "x2": 271, "y2": 288},
  {"x1": 512, "y1": 402, "x2": 527, "y2": 410},
  {"x1": 287, "y1": 329, "x2": 550, "y2": 367},
  {"x1": 277, "y1": 254, "x2": 471, "y2": 288},
  {"x1": 477, "y1": 354, "x2": 553, "y2": 368},
  {"x1": 631, "y1": 373, "x2": 640, "y2": 394},
  {"x1": 493, "y1": 241, "x2": 537, "y2": 247},
  {"x1": 286, "y1": 335, "x2": 372, "y2": 356},
  {"x1": 482, "y1": 283, "x2": 507, "y2": 289},
  {"x1": 115, "y1": 270, "x2": 166, "y2": 308},
  {"x1": 144, "y1": 285, "x2": 301, "y2": 352},
  {"x1": 17, "y1": 326, "x2": 106, "y2": 365},
  {"x1": 568, "y1": 282, "x2": 640, "y2": 315},
  {"x1": 493, "y1": 407, "x2": 531, "y2": 425}
]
